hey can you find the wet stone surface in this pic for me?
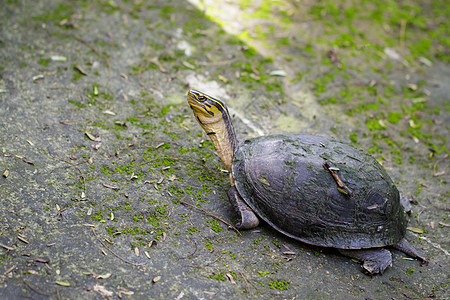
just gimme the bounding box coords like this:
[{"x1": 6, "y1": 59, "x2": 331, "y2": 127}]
[{"x1": 0, "y1": 0, "x2": 448, "y2": 299}]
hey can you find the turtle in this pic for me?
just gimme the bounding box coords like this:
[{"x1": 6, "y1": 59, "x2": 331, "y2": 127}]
[{"x1": 186, "y1": 89, "x2": 427, "y2": 274}]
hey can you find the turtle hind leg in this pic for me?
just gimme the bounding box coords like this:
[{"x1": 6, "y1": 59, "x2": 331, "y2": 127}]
[
  {"x1": 228, "y1": 186, "x2": 259, "y2": 230},
  {"x1": 392, "y1": 238, "x2": 429, "y2": 266},
  {"x1": 338, "y1": 248, "x2": 392, "y2": 275}
]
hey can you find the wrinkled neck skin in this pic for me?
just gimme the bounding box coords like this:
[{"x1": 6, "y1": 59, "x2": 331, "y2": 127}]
[{"x1": 198, "y1": 118, "x2": 236, "y2": 174}]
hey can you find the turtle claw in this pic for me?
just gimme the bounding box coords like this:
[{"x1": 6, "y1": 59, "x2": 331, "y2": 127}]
[
  {"x1": 339, "y1": 248, "x2": 392, "y2": 275},
  {"x1": 228, "y1": 186, "x2": 260, "y2": 230},
  {"x1": 235, "y1": 209, "x2": 260, "y2": 230},
  {"x1": 392, "y1": 238, "x2": 427, "y2": 263}
]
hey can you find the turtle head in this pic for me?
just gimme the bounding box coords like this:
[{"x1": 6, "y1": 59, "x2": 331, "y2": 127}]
[
  {"x1": 187, "y1": 89, "x2": 237, "y2": 172},
  {"x1": 187, "y1": 89, "x2": 227, "y2": 128}
]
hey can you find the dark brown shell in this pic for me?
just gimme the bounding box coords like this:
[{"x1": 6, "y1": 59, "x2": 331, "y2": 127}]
[{"x1": 233, "y1": 134, "x2": 407, "y2": 249}]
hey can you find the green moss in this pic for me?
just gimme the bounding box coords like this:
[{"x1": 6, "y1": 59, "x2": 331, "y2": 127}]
[
  {"x1": 206, "y1": 219, "x2": 223, "y2": 233},
  {"x1": 156, "y1": 206, "x2": 167, "y2": 215},
  {"x1": 187, "y1": 227, "x2": 199, "y2": 235},
  {"x1": 33, "y1": 2, "x2": 74, "y2": 24},
  {"x1": 68, "y1": 99, "x2": 87, "y2": 108},
  {"x1": 132, "y1": 215, "x2": 143, "y2": 222},
  {"x1": 210, "y1": 273, "x2": 226, "y2": 281},
  {"x1": 91, "y1": 212, "x2": 103, "y2": 222},
  {"x1": 349, "y1": 132, "x2": 358, "y2": 144},
  {"x1": 100, "y1": 165, "x2": 115, "y2": 175},
  {"x1": 146, "y1": 215, "x2": 160, "y2": 227},
  {"x1": 366, "y1": 118, "x2": 386, "y2": 131},
  {"x1": 115, "y1": 162, "x2": 146, "y2": 179},
  {"x1": 39, "y1": 58, "x2": 50, "y2": 66},
  {"x1": 387, "y1": 111, "x2": 403, "y2": 124},
  {"x1": 205, "y1": 240, "x2": 214, "y2": 251},
  {"x1": 72, "y1": 70, "x2": 84, "y2": 82},
  {"x1": 258, "y1": 271, "x2": 270, "y2": 277},
  {"x1": 268, "y1": 280, "x2": 290, "y2": 290}
]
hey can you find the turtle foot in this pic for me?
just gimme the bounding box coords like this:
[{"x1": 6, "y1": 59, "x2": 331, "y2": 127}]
[
  {"x1": 228, "y1": 186, "x2": 260, "y2": 230},
  {"x1": 392, "y1": 238, "x2": 428, "y2": 266},
  {"x1": 339, "y1": 248, "x2": 392, "y2": 275}
]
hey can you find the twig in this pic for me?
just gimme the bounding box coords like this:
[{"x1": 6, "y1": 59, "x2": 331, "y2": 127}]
[
  {"x1": 417, "y1": 205, "x2": 450, "y2": 224},
  {"x1": 114, "y1": 140, "x2": 183, "y2": 157},
  {"x1": 92, "y1": 229, "x2": 146, "y2": 267},
  {"x1": 47, "y1": 154, "x2": 88, "y2": 201},
  {"x1": 197, "y1": 59, "x2": 237, "y2": 66},
  {"x1": 323, "y1": 161, "x2": 354, "y2": 197},
  {"x1": 179, "y1": 200, "x2": 241, "y2": 236},
  {"x1": 400, "y1": 19, "x2": 407, "y2": 48},
  {"x1": 20, "y1": 272, "x2": 50, "y2": 297},
  {"x1": 138, "y1": 156, "x2": 198, "y2": 168},
  {"x1": 49, "y1": 201, "x2": 87, "y2": 221},
  {"x1": 74, "y1": 35, "x2": 111, "y2": 81},
  {"x1": 239, "y1": 272, "x2": 253, "y2": 298},
  {"x1": 187, "y1": 253, "x2": 223, "y2": 268},
  {"x1": 433, "y1": 154, "x2": 448, "y2": 176},
  {"x1": 1, "y1": 244, "x2": 15, "y2": 251},
  {"x1": 4, "y1": 265, "x2": 16, "y2": 275},
  {"x1": 402, "y1": 292, "x2": 445, "y2": 300},
  {"x1": 178, "y1": 240, "x2": 198, "y2": 260},
  {"x1": 61, "y1": 157, "x2": 87, "y2": 198}
]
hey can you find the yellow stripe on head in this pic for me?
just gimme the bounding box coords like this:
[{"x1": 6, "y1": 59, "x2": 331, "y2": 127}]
[
  {"x1": 187, "y1": 89, "x2": 237, "y2": 153},
  {"x1": 187, "y1": 90, "x2": 228, "y2": 118}
]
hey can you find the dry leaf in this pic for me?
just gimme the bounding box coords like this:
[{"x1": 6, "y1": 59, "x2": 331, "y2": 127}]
[
  {"x1": 378, "y1": 119, "x2": 387, "y2": 128},
  {"x1": 118, "y1": 288, "x2": 134, "y2": 298},
  {"x1": 95, "y1": 273, "x2": 112, "y2": 279},
  {"x1": 74, "y1": 65, "x2": 87, "y2": 75},
  {"x1": 218, "y1": 75, "x2": 228, "y2": 83},
  {"x1": 93, "y1": 284, "x2": 113, "y2": 297},
  {"x1": 203, "y1": 291, "x2": 216, "y2": 295},
  {"x1": 407, "y1": 83, "x2": 418, "y2": 91},
  {"x1": 270, "y1": 70, "x2": 287, "y2": 77},
  {"x1": 182, "y1": 61, "x2": 195, "y2": 69},
  {"x1": 258, "y1": 177, "x2": 270, "y2": 186},
  {"x1": 103, "y1": 183, "x2": 119, "y2": 190},
  {"x1": 17, "y1": 236, "x2": 29, "y2": 244},
  {"x1": 103, "y1": 110, "x2": 116, "y2": 116},
  {"x1": 85, "y1": 132, "x2": 96, "y2": 141},
  {"x1": 226, "y1": 273, "x2": 236, "y2": 284},
  {"x1": 32, "y1": 74, "x2": 44, "y2": 81},
  {"x1": 51, "y1": 55, "x2": 67, "y2": 61},
  {"x1": 407, "y1": 227, "x2": 425, "y2": 234},
  {"x1": 55, "y1": 281, "x2": 70, "y2": 287}
]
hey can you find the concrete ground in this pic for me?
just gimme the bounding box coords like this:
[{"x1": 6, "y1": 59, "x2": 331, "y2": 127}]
[{"x1": 0, "y1": 0, "x2": 448, "y2": 299}]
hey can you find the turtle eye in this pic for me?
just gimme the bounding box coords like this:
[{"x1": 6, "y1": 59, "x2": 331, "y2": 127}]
[{"x1": 197, "y1": 95, "x2": 206, "y2": 102}]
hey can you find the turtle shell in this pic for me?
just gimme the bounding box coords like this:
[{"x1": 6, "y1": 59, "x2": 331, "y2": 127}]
[{"x1": 233, "y1": 134, "x2": 406, "y2": 249}]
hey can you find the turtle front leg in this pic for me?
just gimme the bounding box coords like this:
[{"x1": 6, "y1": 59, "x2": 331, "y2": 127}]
[
  {"x1": 228, "y1": 186, "x2": 260, "y2": 230},
  {"x1": 338, "y1": 248, "x2": 392, "y2": 275}
]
